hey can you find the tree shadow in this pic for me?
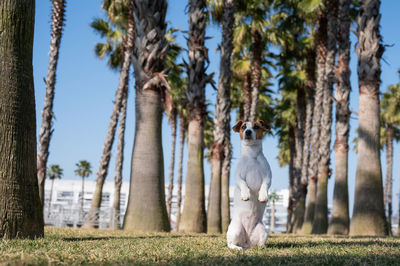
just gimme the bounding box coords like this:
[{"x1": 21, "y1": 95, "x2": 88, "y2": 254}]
[{"x1": 62, "y1": 234, "x2": 218, "y2": 242}]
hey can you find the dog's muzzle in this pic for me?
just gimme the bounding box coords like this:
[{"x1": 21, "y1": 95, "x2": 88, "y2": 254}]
[{"x1": 244, "y1": 130, "x2": 252, "y2": 140}]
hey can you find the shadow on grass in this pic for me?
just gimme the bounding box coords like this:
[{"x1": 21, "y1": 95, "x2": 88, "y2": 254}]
[
  {"x1": 266, "y1": 240, "x2": 400, "y2": 248},
  {"x1": 62, "y1": 234, "x2": 218, "y2": 242},
  {"x1": 106, "y1": 253, "x2": 400, "y2": 265}
]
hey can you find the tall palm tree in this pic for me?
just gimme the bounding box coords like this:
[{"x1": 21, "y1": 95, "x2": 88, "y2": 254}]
[
  {"x1": 381, "y1": 82, "x2": 400, "y2": 235},
  {"x1": 302, "y1": 9, "x2": 327, "y2": 235},
  {"x1": 47, "y1": 164, "x2": 64, "y2": 218},
  {"x1": 328, "y1": 0, "x2": 351, "y2": 235},
  {"x1": 179, "y1": 0, "x2": 211, "y2": 233},
  {"x1": 74, "y1": 160, "x2": 92, "y2": 223},
  {"x1": 84, "y1": 0, "x2": 134, "y2": 228},
  {"x1": 164, "y1": 29, "x2": 184, "y2": 221},
  {"x1": 312, "y1": 0, "x2": 338, "y2": 235},
  {"x1": 350, "y1": 0, "x2": 386, "y2": 236},
  {"x1": 37, "y1": 0, "x2": 66, "y2": 207},
  {"x1": 123, "y1": 0, "x2": 170, "y2": 232},
  {"x1": 0, "y1": 0, "x2": 44, "y2": 239},
  {"x1": 175, "y1": 113, "x2": 187, "y2": 231},
  {"x1": 269, "y1": 191, "x2": 280, "y2": 233},
  {"x1": 207, "y1": 0, "x2": 235, "y2": 234}
]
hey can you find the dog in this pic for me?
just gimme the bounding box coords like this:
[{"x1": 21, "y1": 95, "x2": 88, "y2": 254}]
[{"x1": 227, "y1": 120, "x2": 272, "y2": 250}]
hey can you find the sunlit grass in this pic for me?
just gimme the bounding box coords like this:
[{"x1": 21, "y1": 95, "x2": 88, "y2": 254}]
[{"x1": 1, "y1": 227, "x2": 400, "y2": 265}]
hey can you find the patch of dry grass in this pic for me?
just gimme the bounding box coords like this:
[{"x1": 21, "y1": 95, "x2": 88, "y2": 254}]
[{"x1": 1, "y1": 227, "x2": 400, "y2": 265}]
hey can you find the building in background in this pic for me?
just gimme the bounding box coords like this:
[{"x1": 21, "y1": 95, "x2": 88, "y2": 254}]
[{"x1": 44, "y1": 180, "x2": 289, "y2": 232}]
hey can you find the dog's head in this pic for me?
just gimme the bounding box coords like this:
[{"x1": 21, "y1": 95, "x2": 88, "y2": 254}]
[{"x1": 233, "y1": 120, "x2": 270, "y2": 144}]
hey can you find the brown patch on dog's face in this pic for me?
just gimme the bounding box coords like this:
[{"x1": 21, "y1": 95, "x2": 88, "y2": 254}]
[
  {"x1": 233, "y1": 120, "x2": 246, "y2": 140},
  {"x1": 253, "y1": 120, "x2": 269, "y2": 139}
]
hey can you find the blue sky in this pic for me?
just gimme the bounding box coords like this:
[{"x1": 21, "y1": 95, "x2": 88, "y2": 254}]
[{"x1": 33, "y1": 1, "x2": 400, "y2": 217}]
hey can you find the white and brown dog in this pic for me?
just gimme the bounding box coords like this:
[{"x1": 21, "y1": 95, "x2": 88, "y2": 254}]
[{"x1": 227, "y1": 120, "x2": 272, "y2": 250}]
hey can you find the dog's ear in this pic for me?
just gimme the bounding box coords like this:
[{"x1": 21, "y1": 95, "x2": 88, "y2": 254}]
[
  {"x1": 232, "y1": 120, "x2": 244, "y2": 132},
  {"x1": 258, "y1": 120, "x2": 270, "y2": 132}
]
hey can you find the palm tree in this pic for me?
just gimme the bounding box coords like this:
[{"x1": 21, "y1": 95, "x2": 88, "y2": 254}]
[
  {"x1": 47, "y1": 164, "x2": 64, "y2": 218},
  {"x1": 207, "y1": 0, "x2": 235, "y2": 234},
  {"x1": 0, "y1": 0, "x2": 44, "y2": 239},
  {"x1": 328, "y1": 0, "x2": 351, "y2": 235},
  {"x1": 164, "y1": 29, "x2": 184, "y2": 221},
  {"x1": 123, "y1": 0, "x2": 170, "y2": 232},
  {"x1": 37, "y1": 0, "x2": 66, "y2": 207},
  {"x1": 302, "y1": 9, "x2": 327, "y2": 235},
  {"x1": 381, "y1": 82, "x2": 400, "y2": 235},
  {"x1": 179, "y1": 0, "x2": 211, "y2": 233},
  {"x1": 84, "y1": 0, "x2": 134, "y2": 228},
  {"x1": 268, "y1": 191, "x2": 280, "y2": 233},
  {"x1": 74, "y1": 160, "x2": 92, "y2": 224},
  {"x1": 350, "y1": 0, "x2": 386, "y2": 236},
  {"x1": 175, "y1": 113, "x2": 187, "y2": 231},
  {"x1": 312, "y1": 0, "x2": 338, "y2": 235}
]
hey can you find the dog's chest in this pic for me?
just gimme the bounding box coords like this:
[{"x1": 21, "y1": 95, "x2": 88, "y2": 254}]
[{"x1": 240, "y1": 156, "x2": 265, "y2": 191}]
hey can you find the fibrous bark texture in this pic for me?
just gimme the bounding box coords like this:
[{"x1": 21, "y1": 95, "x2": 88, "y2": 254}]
[
  {"x1": 208, "y1": 0, "x2": 234, "y2": 234},
  {"x1": 175, "y1": 117, "x2": 186, "y2": 231},
  {"x1": 179, "y1": 0, "x2": 208, "y2": 233},
  {"x1": 84, "y1": 0, "x2": 135, "y2": 228},
  {"x1": 350, "y1": 0, "x2": 387, "y2": 236},
  {"x1": 312, "y1": 0, "x2": 337, "y2": 235},
  {"x1": 249, "y1": 29, "x2": 262, "y2": 123},
  {"x1": 37, "y1": 0, "x2": 66, "y2": 206},
  {"x1": 302, "y1": 11, "x2": 327, "y2": 234},
  {"x1": 109, "y1": 82, "x2": 129, "y2": 230},
  {"x1": 0, "y1": 0, "x2": 44, "y2": 239},
  {"x1": 123, "y1": 0, "x2": 170, "y2": 232},
  {"x1": 167, "y1": 111, "x2": 177, "y2": 220},
  {"x1": 328, "y1": 0, "x2": 351, "y2": 235},
  {"x1": 384, "y1": 124, "x2": 393, "y2": 235},
  {"x1": 290, "y1": 87, "x2": 306, "y2": 233}
]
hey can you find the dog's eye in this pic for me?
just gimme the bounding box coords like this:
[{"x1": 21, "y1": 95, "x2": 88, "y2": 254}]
[
  {"x1": 241, "y1": 125, "x2": 246, "y2": 130},
  {"x1": 254, "y1": 125, "x2": 259, "y2": 129}
]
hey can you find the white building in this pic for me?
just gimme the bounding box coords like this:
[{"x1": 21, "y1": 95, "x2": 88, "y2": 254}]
[{"x1": 44, "y1": 179, "x2": 289, "y2": 232}]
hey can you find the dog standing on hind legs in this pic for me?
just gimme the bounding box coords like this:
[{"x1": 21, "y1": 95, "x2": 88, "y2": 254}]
[{"x1": 227, "y1": 120, "x2": 272, "y2": 250}]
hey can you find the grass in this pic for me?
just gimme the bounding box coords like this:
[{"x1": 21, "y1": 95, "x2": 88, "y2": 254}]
[{"x1": 1, "y1": 228, "x2": 400, "y2": 265}]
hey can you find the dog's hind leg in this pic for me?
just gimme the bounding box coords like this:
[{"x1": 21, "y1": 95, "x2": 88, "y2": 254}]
[
  {"x1": 249, "y1": 222, "x2": 268, "y2": 248},
  {"x1": 227, "y1": 220, "x2": 246, "y2": 250}
]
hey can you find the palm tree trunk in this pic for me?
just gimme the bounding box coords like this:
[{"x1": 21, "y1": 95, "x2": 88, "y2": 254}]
[
  {"x1": 350, "y1": 0, "x2": 387, "y2": 236},
  {"x1": 287, "y1": 125, "x2": 296, "y2": 233},
  {"x1": 0, "y1": 0, "x2": 44, "y2": 239},
  {"x1": 37, "y1": 0, "x2": 66, "y2": 206},
  {"x1": 48, "y1": 179, "x2": 55, "y2": 218},
  {"x1": 291, "y1": 87, "x2": 306, "y2": 233},
  {"x1": 80, "y1": 176, "x2": 85, "y2": 223},
  {"x1": 300, "y1": 49, "x2": 316, "y2": 235},
  {"x1": 243, "y1": 72, "x2": 251, "y2": 121},
  {"x1": 385, "y1": 123, "x2": 393, "y2": 235},
  {"x1": 302, "y1": 176, "x2": 317, "y2": 234},
  {"x1": 175, "y1": 116, "x2": 186, "y2": 231},
  {"x1": 208, "y1": 0, "x2": 234, "y2": 234},
  {"x1": 123, "y1": 89, "x2": 170, "y2": 232},
  {"x1": 312, "y1": 0, "x2": 337, "y2": 235},
  {"x1": 303, "y1": 12, "x2": 327, "y2": 235},
  {"x1": 221, "y1": 142, "x2": 232, "y2": 233},
  {"x1": 84, "y1": 1, "x2": 135, "y2": 228},
  {"x1": 179, "y1": 0, "x2": 208, "y2": 233},
  {"x1": 167, "y1": 110, "x2": 177, "y2": 220},
  {"x1": 109, "y1": 82, "x2": 129, "y2": 230},
  {"x1": 249, "y1": 29, "x2": 262, "y2": 123},
  {"x1": 328, "y1": 0, "x2": 351, "y2": 235}
]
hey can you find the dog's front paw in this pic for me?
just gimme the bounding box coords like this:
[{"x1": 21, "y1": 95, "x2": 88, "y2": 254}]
[
  {"x1": 258, "y1": 191, "x2": 268, "y2": 203},
  {"x1": 241, "y1": 188, "x2": 250, "y2": 201}
]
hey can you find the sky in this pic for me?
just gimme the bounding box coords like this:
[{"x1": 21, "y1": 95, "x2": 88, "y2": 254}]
[{"x1": 33, "y1": 1, "x2": 400, "y2": 217}]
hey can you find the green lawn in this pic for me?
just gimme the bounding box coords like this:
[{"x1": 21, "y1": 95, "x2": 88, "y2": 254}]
[{"x1": 1, "y1": 227, "x2": 400, "y2": 265}]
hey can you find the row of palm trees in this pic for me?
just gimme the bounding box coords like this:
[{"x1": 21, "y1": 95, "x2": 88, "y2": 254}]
[{"x1": 1, "y1": 0, "x2": 400, "y2": 239}]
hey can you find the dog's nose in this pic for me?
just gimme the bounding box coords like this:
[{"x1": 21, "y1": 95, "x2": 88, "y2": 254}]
[{"x1": 245, "y1": 130, "x2": 252, "y2": 136}]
